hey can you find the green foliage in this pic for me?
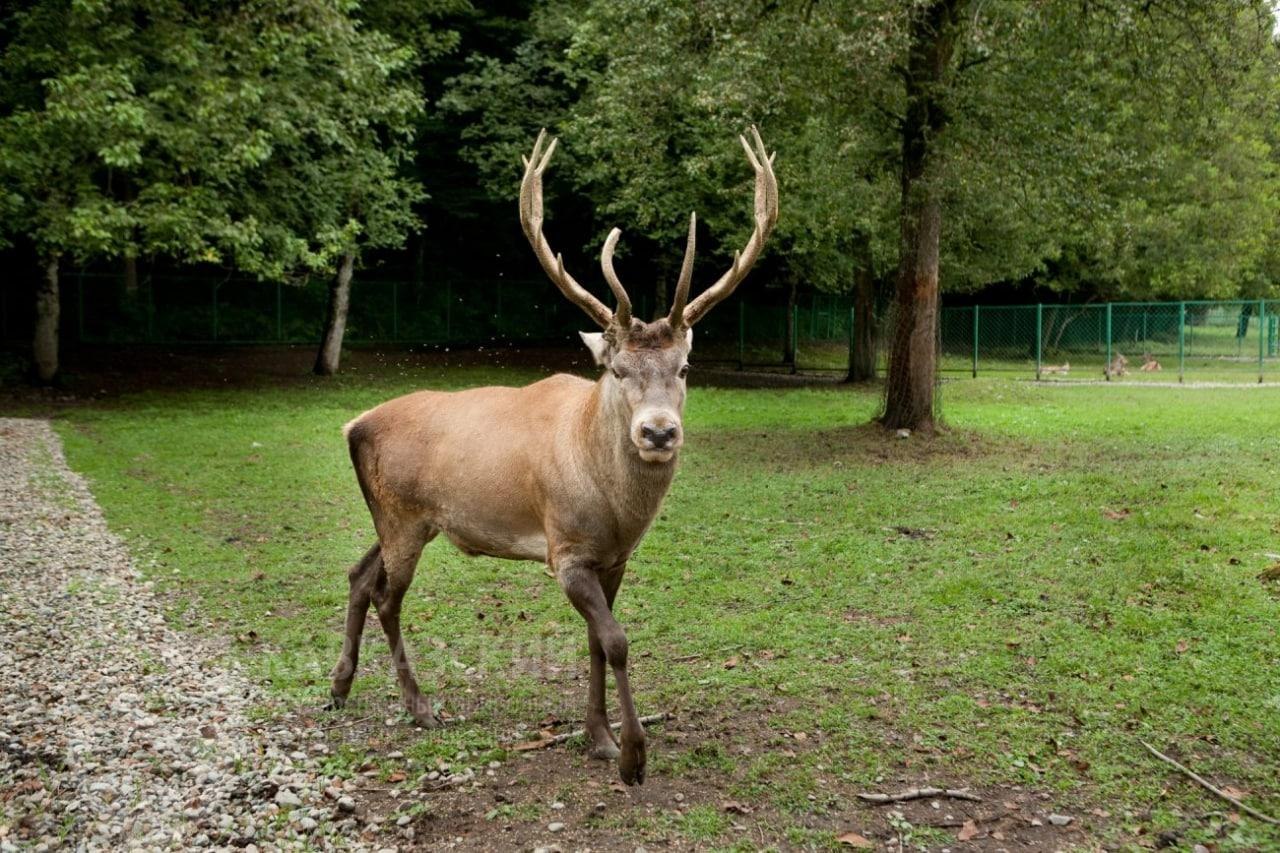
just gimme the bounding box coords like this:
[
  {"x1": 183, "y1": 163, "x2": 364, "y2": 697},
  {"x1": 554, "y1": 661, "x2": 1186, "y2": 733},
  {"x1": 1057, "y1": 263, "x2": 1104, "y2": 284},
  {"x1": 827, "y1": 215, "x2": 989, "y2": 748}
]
[
  {"x1": 442, "y1": 0, "x2": 1280, "y2": 301},
  {"x1": 0, "y1": 0, "x2": 435, "y2": 278}
]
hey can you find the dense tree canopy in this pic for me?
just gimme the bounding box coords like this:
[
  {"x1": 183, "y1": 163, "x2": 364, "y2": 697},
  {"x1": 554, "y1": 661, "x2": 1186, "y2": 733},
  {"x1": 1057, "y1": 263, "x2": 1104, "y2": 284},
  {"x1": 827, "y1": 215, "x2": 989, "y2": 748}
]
[
  {"x1": 445, "y1": 0, "x2": 1279, "y2": 303},
  {"x1": 1, "y1": 0, "x2": 1277, "y2": 400},
  {"x1": 0, "y1": 0, "x2": 441, "y2": 379}
]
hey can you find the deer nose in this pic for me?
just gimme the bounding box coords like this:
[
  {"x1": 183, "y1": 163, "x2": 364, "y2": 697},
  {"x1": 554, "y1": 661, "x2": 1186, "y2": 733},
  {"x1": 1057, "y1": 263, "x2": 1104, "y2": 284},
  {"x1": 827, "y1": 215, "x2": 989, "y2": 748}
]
[{"x1": 642, "y1": 424, "x2": 678, "y2": 449}]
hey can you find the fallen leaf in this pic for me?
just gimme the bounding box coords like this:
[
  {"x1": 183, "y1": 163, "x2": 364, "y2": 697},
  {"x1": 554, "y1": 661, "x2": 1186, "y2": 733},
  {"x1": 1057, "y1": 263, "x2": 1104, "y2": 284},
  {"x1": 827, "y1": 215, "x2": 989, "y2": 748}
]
[
  {"x1": 1257, "y1": 563, "x2": 1280, "y2": 581},
  {"x1": 1102, "y1": 507, "x2": 1131, "y2": 521},
  {"x1": 1220, "y1": 786, "x2": 1249, "y2": 800},
  {"x1": 722, "y1": 800, "x2": 753, "y2": 814},
  {"x1": 837, "y1": 831, "x2": 874, "y2": 848},
  {"x1": 723, "y1": 656, "x2": 740, "y2": 670},
  {"x1": 386, "y1": 770, "x2": 406, "y2": 783},
  {"x1": 958, "y1": 819, "x2": 980, "y2": 841},
  {"x1": 1175, "y1": 639, "x2": 1190, "y2": 654}
]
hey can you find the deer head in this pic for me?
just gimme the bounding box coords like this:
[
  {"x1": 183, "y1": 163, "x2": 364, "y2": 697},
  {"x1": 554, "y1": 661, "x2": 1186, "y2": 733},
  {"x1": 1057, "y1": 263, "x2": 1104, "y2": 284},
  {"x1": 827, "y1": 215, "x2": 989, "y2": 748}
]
[{"x1": 519, "y1": 127, "x2": 779, "y2": 463}]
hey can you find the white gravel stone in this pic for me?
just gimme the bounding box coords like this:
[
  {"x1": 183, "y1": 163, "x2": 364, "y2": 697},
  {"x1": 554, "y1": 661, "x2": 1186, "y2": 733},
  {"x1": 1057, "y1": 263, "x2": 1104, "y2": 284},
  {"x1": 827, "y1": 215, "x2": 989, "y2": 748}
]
[{"x1": 0, "y1": 419, "x2": 377, "y2": 850}]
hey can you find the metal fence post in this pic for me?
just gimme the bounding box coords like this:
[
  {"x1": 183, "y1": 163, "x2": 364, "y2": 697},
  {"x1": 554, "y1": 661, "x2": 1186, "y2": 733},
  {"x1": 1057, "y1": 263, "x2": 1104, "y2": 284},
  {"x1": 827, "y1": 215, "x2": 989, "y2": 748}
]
[
  {"x1": 1178, "y1": 301, "x2": 1185, "y2": 383},
  {"x1": 77, "y1": 273, "x2": 86, "y2": 343},
  {"x1": 1035, "y1": 303, "x2": 1043, "y2": 381},
  {"x1": 738, "y1": 301, "x2": 745, "y2": 370},
  {"x1": 444, "y1": 278, "x2": 452, "y2": 340},
  {"x1": 791, "y1": 302, "x2": 799, "y2": 374},
  {"x1": 1260, "y1": 298, "x2": 1266, "y2": 383},
  {"x1": 848, "y1": 305, "x2": 854, "y2": 373},
  {"x1": 1104, "y1": 302, "x2": 1112, "y2": 380},
  {"x1": 972, "y1": 305, "x2": 979, "y2": 378}
]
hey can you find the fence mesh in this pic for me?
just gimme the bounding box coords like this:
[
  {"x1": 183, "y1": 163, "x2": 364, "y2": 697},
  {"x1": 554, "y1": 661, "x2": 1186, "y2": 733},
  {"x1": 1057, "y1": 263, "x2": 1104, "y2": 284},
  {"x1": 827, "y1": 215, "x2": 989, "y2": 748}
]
[{"x1": 1, "y1": 270, "x2": 1276, "y2": 381}]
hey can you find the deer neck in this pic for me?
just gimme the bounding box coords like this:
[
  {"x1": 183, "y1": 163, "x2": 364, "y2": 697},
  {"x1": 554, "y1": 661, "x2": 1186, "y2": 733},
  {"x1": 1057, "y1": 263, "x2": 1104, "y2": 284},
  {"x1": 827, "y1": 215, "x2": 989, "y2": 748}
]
[{"x1": 576, "y1": 377, "x2": 677, "y2": 526}]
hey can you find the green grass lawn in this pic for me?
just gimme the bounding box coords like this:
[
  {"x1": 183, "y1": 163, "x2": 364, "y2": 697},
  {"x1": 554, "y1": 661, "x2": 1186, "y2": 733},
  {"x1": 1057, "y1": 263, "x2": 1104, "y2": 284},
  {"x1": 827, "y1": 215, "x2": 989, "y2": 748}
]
[{"x1": 39, "y1": 364, "x2": 1280, "y2": 849}]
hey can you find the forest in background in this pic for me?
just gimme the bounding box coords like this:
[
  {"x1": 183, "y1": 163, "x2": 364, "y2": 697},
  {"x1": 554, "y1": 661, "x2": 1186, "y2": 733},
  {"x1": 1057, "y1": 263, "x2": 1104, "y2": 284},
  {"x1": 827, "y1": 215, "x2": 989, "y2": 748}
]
[{"x1": 2, "y1": 0, "x2": 1278, "y2": 427}]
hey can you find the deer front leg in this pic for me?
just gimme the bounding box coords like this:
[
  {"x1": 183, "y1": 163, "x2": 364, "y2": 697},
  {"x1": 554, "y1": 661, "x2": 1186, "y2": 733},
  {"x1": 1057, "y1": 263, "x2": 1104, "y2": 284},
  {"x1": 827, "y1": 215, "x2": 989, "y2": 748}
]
[
  {"x1": 559, "y1": 562, "x2": 646, "y2": 785},
  {"x1": 585, "y1": 624, "x2": 620, "y2": 760}
]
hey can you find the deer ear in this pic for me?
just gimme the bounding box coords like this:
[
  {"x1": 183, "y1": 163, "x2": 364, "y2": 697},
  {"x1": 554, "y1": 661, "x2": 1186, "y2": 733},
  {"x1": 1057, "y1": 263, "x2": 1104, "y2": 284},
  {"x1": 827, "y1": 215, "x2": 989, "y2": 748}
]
[{"x1": 579, "y1": 331, "x2": 610, "y2": 366}]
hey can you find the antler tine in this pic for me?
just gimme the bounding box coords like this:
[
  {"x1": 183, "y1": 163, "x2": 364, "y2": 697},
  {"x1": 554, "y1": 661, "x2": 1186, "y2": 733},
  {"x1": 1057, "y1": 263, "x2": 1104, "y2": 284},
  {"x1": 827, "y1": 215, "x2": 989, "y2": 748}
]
[
  {"x1": 682, "y1": 126, "x2": 778, "y2": 327},
  {"x1": 600, "y1": 228, "x2": 633, "y2": 328},
  {"x1": 668, "y1": 212, "x2": 697, "y2": 327},
  {"x1": 518, "y1": 130, "x2": 615, "y2": 330}
]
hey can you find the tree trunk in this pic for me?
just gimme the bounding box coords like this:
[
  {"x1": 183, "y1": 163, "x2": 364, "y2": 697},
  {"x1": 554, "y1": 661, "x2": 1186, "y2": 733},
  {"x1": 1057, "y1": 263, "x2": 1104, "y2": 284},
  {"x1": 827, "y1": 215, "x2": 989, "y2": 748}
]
[
  {"x1": 314, "y1": 252, "x2": 355, "y2": 376},
  {"x1": 848, "y1": 249, "x2": 878, "y2": 382},
  {"x1": 783, "y1": 275, "x2": 797, "y2": 371},
  {"x1": 33, "y1": 255, "x2": 60, "y2": 384},
  {"x1": 881, "y1": 0, "x2": 967, "y2": 432}
]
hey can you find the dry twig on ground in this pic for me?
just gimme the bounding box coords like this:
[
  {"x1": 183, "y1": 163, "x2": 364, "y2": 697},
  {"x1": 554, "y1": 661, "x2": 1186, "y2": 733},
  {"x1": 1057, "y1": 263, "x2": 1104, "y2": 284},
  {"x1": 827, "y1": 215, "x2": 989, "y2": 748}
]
[
  {"x1": 857, "y1": 787, "x2": 983, "y2": 804},
  {"x1": 511, "y1": 712, "x2": 672, "y2": 751},
  {"x1": 1140, "y1": 740, "x2": 1280, "y2": 825}
]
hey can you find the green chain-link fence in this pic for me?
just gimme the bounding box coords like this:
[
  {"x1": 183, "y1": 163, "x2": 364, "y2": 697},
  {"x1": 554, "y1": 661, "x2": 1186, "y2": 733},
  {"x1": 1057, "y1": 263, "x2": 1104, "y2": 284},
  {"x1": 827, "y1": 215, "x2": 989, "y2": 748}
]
[
  {"x1": 2, "y1": 271, "x2": 1276, "y2": 381},
  {"x1": 943, "y1": 301, "x2": 1279, "y2": 382},
  {"x1": 0, "y1": 271, "x2": 855, "y2": 371}
]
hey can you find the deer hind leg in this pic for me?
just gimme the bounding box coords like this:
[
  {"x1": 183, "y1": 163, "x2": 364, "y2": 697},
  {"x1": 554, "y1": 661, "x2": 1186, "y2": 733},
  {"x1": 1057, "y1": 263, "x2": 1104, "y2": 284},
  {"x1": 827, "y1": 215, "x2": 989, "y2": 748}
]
[
  {"x1": 559, "y1": 561, "x2": 645, "y2": 785},
  {"x1": 374, "y1": 524, "x2": 441, "y2": 728},
  {"x1": 328, "y1": 542, "x2": 383, "y2": 709}
]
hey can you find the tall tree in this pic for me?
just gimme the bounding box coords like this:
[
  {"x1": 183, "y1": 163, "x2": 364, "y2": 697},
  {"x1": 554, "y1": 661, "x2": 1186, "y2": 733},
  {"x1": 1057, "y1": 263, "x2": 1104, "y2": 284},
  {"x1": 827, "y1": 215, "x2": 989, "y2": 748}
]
[
  {"x1": 881, "y1": 0, "x2": 967, "y2": 431},
  {"x1": 0, "y1": 0, "x2": 429, "y2": 382}
]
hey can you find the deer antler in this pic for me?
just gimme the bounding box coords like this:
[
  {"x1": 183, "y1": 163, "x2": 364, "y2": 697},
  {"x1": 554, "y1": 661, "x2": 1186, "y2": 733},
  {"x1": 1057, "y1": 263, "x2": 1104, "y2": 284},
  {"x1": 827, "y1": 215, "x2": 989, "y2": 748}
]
[
  {"x1": 667, "y1": 213, "x2": 696, "y2": 326},
  {"x1": 600, "y1": 228, "x2": 632, "y2": 328},
  {"x1": 675, "y1": 126, "x2": 778, "y2": 328},
  {"x1": 520, "y1": 129, "x2": 631, "y2": 331}
]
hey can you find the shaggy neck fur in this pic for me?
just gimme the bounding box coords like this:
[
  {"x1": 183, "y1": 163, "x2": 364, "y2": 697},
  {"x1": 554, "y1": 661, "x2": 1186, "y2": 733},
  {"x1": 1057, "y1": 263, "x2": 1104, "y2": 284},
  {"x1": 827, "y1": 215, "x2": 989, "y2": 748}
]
[{"x1": 576, "y1": 373, "x2": 678, "y2": 534}]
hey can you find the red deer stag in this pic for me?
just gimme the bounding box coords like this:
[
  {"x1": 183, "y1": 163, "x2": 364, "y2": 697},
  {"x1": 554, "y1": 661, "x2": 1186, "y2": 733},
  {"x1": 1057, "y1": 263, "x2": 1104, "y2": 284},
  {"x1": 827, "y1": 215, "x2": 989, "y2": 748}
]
[{"x1": 327, "y1": 128, "x2": 778, "y2": 785}]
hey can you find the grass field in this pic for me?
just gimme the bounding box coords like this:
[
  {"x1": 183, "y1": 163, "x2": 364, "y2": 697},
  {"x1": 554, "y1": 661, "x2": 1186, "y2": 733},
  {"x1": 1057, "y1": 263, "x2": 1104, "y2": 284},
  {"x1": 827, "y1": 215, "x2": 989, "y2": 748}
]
[{"x1": 31, "y1": 358, "x2": 1280, "y2": 850}]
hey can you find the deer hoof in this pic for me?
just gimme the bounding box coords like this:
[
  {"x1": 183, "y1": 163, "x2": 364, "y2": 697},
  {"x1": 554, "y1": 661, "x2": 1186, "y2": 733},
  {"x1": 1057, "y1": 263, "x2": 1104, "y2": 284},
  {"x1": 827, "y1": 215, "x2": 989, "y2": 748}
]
[
  {"x1": 589, "y1": 741, "x2": 621, "y2": 761},
  {"x1": 407, "y1": 696, "x2": 443, "y2": 729},
  {"x1": 618, "y1": 741, "x2": 646, "y2": 786},
  {"x1": 326, "y1": 692, "x2": 347, "y2": 712}
]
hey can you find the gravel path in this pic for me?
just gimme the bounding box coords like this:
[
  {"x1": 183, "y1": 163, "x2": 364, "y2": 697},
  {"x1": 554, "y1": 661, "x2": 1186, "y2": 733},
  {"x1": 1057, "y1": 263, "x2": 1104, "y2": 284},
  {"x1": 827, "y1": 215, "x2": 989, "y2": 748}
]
[{"x1": 0, "y1": 419, "x2": 381, "y2": 852}]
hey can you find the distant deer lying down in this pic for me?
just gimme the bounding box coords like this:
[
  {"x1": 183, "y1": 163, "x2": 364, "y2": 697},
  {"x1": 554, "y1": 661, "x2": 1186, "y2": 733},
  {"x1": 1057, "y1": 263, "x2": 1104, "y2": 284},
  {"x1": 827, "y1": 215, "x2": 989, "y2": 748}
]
[
  {"x1": 1140, "y1": 353, "x2": 1161, "y2": 371},
  {"x1": 327, "y1": 128, "x2": 779, "y2": 785},
  {"x1": 1041, "y1": 361, "x2": 1070, "y2": 375}
]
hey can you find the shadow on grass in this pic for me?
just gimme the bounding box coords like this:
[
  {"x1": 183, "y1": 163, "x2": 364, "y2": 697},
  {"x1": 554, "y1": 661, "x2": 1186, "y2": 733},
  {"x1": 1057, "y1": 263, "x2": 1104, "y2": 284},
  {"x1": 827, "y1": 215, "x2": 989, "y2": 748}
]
[{"x1": 696, "y1": 421, "x2": 1009, "y2": 473}]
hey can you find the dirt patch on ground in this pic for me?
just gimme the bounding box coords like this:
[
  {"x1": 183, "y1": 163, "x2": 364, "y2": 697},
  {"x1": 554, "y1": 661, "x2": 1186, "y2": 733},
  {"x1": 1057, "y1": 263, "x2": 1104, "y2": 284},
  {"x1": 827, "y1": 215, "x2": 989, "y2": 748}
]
[
  {"x1": 699, "y1": 421, "x2": 1007, "y2": 475},
  {"x1": 302, "y1": 704, "x2": 1102, "y2": 851}
]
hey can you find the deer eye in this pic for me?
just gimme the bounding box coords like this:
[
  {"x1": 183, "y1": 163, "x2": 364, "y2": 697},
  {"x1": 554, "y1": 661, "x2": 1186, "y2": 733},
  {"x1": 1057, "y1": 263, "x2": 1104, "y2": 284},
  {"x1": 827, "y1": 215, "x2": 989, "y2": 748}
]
[
  {"x1": 611, "y1": 368, "x2": 624, "y2": 380},
  {"x1": 678, "y1": 364, "x2": 690, "y2": 379}
]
